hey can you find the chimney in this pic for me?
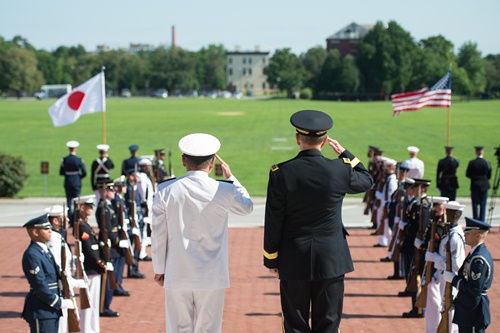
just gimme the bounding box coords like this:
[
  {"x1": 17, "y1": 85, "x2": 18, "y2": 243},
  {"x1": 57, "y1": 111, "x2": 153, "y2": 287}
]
[{"x1": 172, "y1": 26, "x2": 176, "y2": 52}]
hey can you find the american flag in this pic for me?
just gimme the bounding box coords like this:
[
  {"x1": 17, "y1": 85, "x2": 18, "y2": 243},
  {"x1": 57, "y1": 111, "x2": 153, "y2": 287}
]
[{"x1": 391, "y1": 72, "x2": 451, "y2": 117}]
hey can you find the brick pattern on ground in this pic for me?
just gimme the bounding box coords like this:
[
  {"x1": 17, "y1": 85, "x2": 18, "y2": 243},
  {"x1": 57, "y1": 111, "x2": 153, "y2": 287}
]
[{"x1": 1, "y1": 227, "x2": 498, "y2": 332}]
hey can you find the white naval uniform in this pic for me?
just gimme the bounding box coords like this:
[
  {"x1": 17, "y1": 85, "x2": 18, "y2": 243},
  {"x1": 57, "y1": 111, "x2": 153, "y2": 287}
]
[
  {"x1": 375, "y1": 173, "x2": 397, "y2": 246},
  {"x1": 425, "y1": 224, "x2": 465, "y2": 333},
  {"x1": 48, "y1": 230, "x2": 72, "y2": 333},
  {"x1": 151, "y1": 170, "x2": 253, "y2": 333},
  {"x1": 402, "y1": 157, "x2": 424, "y2": 179}
]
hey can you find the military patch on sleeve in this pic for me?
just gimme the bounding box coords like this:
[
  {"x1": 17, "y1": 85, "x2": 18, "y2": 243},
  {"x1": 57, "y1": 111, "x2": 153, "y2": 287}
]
[
  {"x1": 471, "y1": 271, "x2": 481, "y2": 280},
  {"x1": 81, "y1": 232, "x2": 90, "y2": 241},
  {"x1": 29, "y1": 266, "x2": 40, "y2": 275},
  {"x1": 271, "y1": 164, "x2": 279, "y2": 172},
  {"x1": 342, "y1": 158, "x2": 351, "y2": 164}
]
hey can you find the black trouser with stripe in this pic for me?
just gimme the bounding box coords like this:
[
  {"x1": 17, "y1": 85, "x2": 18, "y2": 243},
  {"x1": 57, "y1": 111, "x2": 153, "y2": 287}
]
[{"x1": 280, "y1": 275, "x2": 344, "y2": 333}]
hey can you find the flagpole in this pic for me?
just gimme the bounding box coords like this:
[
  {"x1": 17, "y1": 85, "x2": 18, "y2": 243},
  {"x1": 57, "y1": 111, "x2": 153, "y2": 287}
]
[
  {"x1": 101, "y1": 67, "x2": 107, "y2": 144},
  {"x1": 447, "y1": 106, "x2": 451, "y2": 146}
]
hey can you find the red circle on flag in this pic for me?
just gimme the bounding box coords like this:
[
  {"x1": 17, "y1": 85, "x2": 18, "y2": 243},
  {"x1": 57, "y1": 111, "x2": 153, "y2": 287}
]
[{"x1": 67, "y1": 91, "x2": 85, "y2": 111}]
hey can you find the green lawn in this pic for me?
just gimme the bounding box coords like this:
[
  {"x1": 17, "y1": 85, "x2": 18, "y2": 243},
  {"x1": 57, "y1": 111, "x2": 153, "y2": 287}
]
[{"x1": 0, "y1": 97, "x2": 498, "y2": 198}]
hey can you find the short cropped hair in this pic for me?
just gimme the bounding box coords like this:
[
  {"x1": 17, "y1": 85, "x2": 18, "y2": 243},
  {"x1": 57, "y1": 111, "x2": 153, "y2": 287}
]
[
  {"x1": 299, "y1": 134, "x2": 327, "y2": 146},
  {"x1": 184, "y1": 154, "x2": 215, "y2": 169}
]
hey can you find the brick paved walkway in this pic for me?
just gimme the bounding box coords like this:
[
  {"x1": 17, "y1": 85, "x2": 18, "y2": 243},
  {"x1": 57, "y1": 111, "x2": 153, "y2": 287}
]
[{"x1": 1, "y1": 227, "x2": 499, "y2": 332}]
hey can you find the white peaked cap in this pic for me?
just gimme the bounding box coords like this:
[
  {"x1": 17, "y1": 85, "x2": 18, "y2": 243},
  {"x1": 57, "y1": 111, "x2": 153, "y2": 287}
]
[
  {"x1": 407, "y1": 146, "x2": 419, "y2": 153},
  {"x1": 73, "y1": 195, "x2": 96, "y2": 206},
  {"x1": 430, "y1": 196, "x2": 449, "y2": 204},
  {"x1": 443, "y1": 201, "x2": 465, "y2": 211},
  {"x1": 44, "y1": 205, "x2": 67, "y2": 216},
  {"x1": 96, "y1": 144, "x2": 110, "y2": 151},
  {"x1": 178, "y1": 133, "x2": 221, "y2": 156},
  {"x1": 66, "y1": 140, "x2": 80, "y2": 148}
]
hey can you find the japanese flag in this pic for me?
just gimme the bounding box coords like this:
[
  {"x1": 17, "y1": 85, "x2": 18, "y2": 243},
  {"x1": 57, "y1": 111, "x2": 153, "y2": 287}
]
[{"x1": 48, "y1": 72, "x2": 106, "y2": 127}]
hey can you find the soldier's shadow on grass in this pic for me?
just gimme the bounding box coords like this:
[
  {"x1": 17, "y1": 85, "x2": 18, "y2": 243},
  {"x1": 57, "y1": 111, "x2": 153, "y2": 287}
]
[
  {"x1": 343, "y1": 313, "x2": 403, "y2": 319},
  {"x1": 345, "y1": 293, "x2": 400, "y2": 298},
  {"x1": 245, "y1": 312, "x2": 282, "y2": 317},
  {"x1": 0, "y1": 292, "x2": 25, "y2": 297}
]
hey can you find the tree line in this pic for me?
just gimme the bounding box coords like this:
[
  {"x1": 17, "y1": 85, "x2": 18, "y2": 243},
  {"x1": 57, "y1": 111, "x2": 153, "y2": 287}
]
[{"x1": 1, "y1": 20, "x2": 499, "y2": 99}]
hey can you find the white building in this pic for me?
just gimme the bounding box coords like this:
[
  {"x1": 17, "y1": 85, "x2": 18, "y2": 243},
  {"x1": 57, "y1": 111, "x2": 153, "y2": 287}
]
[{"x1": 226, "y1": 48, "x2": 271, "y2": 95}]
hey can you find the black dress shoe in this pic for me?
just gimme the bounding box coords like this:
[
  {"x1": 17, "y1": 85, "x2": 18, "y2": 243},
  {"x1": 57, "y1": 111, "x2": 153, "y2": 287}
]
[
  {"x1": 373, "y1": 244, "x2": 386, "y2": 247},
  {"x1": 398, "y1": 291, "x2": 412, "y2": 297},
  {"x1": 101, "y1": 310, "x2": 120, "y2": 317},
  {"x1": 370, "y1": 231, "x2": 378, "y2": 235},
  {"x1": 139, "y1": 256, "x2": 152, "y2": 261},
  {"x1": 114, "y1": 290, "x2": 131, "y2": 296},
  {"x1": 128, "y1": 272, "x2": 146, "y2": 279},
  {"x1": 380, "y1": 257, "x2": 391, "y2": 262},
  {"x1": 402, "y1": 310, "x2": 424, "y2": 318},
  {"x1": 387, "y1": 275, "x2": 404, "y2": 280}
]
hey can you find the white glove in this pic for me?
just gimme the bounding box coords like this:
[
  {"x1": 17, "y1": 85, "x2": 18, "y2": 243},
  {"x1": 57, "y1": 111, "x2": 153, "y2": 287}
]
[
  {"x1": 425, "y1": 251, "x2": 445, "y2": 271},
  {"x1": 119, "y1": 239, "x2": 129, "y2": 248},
  {"x1": 395, "y1": 216, "x2": 401, "y2": 224},
  {"x1": 398, "y1": 221, "x2": 407, "y2": 231},
  {"x1": 107, "y1": 239, "x2": 111, "y2": 248},
  {"x1": 106, "y1": 262, "x2": 114, "y2": 271},
  {"x1": 123, "y1": 219, "x2": 129, "y2": 231},
  {"x1": 143, "y1": 216, "x2": 152, "y2": 224},
  {"x1": 414, "y1": 238, "x2": 424, "y2": 249},
  {"x1": 70, "y1": 277, "x2": 88, "y2": 289},
  {"x1": 132, "y1": 227, "x2": 141, "y2": 237},
  {"x1": 61, "y1": 299, "x2": 75, "y2": 309},
  {"x1": 443, "y1": 270, "x2": 456, "y2": 283}
]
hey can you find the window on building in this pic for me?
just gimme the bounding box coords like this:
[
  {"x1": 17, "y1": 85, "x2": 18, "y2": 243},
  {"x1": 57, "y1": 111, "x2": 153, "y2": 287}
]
[
  {"x1": 229, "y1": 68, "x2": 233, "y2": 75},
  {"x1": 243, "y1": 58, "x2": 246, "y2": 64},
  {"x1": 263, "y1": 58, "x2": 266, "y2": 64},
  {"x1": 228, "y1": 58, "x2": 232, "y2": 64},
  {"x1": 249, "y1": 58, "x2": 252, "y2": 64},
  {"x1": 243, "y1": 69, "x2": 246, "y2": 75},
  {"x1": 249, "y1": 68, "x2": 252, "y2": 75}
]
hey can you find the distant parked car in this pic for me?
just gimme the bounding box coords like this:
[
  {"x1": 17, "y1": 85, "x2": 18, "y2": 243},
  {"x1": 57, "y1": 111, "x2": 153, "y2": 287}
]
[
  {"x1": 232, "y1": 91, "x2": 243, "y2": 99},
  {"x1": 218, "y1": 91, "x2": 232, "y2": 99},
  {"x1": 153, "y1": 89, "x2": 168, "y2": 98},
  {"x1": 120, "y1": 89, "x2": 131, "y2": 97}
]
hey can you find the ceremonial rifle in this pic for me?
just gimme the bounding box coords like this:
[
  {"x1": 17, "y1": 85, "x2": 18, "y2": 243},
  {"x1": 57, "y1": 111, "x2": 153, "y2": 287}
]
[
  {"x1": 437, "y1": 218, "x2": 452, "y2": 333},
  {"x1": 117, "y1": 199, "x2": 135, "y2": 265},
  {"x1": 405, "y1": 184, "x2": 424, "y2": 294},
  {"x1": 415, "y1": 199, "x2": 437, "y2": 308},
  {"x1": 61, "y1": 203, "x2": 81, "y2": 332},
  {"x1": 73, "y1": 201, "x2": 91, "y2": 309}
]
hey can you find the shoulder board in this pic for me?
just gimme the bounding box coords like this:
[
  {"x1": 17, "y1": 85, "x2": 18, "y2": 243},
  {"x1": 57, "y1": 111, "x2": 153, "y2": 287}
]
[
  {"x1": 342, "y1": 158, "x2": 351, "y2": 164},
  {"x1": 158, "y1": 177, "x2": 176, "y2": 185},
  {"x1": 217, "y1": 179, "x2": 234, "y2": 184},
  {"x1": 270, "y1": 164, "x2": 279, "y2": 172}
]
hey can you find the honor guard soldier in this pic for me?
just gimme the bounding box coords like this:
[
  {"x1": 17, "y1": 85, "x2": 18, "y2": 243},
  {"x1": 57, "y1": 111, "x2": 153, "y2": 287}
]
[
  {"x1": 95, "y1": 180, "x2": 121, "y2": 317},
  {"x1": 374, "y1": 158, "x2": 397, "y2": 247},
  {"x1": 437, "y1": 146, "x2": 460, "y2": 200},
  {"x1": 74, "y1": 195, "x2": 109, "y2": 332},
  {"x1": 466, "y1": 146, "x2": 492, "y2": 221},
  {"x1": 60, "y1": 140, "x2": 87, "y2": 221},
  {"x1": 21, "y1": 215, "x2": 75, "y2": 333},
  {"x1": 402, "y1": 146, "x2": 424, "y2": 179},
  {"x1": 153, "y1": 149, "x2": 169, "y2": 183},
  {"x1": 91, "y1": 144, "x2": 115, "y2": 202},
  {"x1": 263, "y1": 110, "x2": 373, "y2": 332},
  {"x1": 122, "y1": 144, "x2": 140, "y2": 176},
  {"x1": 443, "y1": 217, "x2": 494, "y2": 333},
  {"x1": 424, "y1": 200, "x2": 465, "y2": 332}
]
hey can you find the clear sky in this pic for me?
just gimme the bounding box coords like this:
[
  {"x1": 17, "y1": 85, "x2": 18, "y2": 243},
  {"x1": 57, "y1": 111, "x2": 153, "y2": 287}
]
[{"x1": 1, "y1": 0, "x2": 499, "y2": 56}]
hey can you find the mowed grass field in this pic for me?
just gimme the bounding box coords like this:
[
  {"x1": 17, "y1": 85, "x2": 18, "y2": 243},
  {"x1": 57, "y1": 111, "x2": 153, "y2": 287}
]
[{"x1": 0, "y1": 97, "x2": 499, "y2": 198}]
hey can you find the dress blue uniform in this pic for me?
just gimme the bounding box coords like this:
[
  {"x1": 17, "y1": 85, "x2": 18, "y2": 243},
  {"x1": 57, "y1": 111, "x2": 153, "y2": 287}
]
[
  {"x1": 60, "y1": 141, "x2": 87, "y2": 216},
  {"x1": 21, "y1": 215, "x2": 63, "y2": 333},
  {"x1": 264, "y1": 110, "x2": 373, "y2": 333},
  {"x1": 450, "y1": 217, "x2": 494, "y2": 333},
  {"x1": 466, "y1": 146, "x2": 492, "y2": 221},
  {"x1": 121, "y1": 144, "x2": 140, "y2": 175}
]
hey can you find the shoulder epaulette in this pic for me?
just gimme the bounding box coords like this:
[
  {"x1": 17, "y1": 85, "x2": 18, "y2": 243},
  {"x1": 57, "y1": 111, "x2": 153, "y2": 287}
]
[
  {"x1": 217, "y1": 179, "x2": 234, "y2": 184},
  {"x1": 271, "y1": 164, "x2": 279, "y2": 172},
  {"x1": 158, "y1": 177, "x2": 176, "y2": 185}
]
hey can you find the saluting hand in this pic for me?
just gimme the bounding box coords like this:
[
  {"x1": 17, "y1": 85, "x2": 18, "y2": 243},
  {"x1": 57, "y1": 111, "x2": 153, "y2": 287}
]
[
  {"x1": 327, "y1": 137, "x2": 345, "y2": 155},
  {"x1": 215, "y1": 155, "x2": 233, "y2": 179}
]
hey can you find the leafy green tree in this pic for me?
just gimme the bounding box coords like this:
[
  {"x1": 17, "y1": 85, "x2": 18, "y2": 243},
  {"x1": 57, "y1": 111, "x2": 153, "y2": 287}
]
[
  {"x1": 316, "y1": 49, "x2": 342, "y2": 93},
  {"x1": 484, "y1": 54, "x2": 500, "y2": 98},
  {"x1": 338, "y1": 55, "x2": 360, "y2": 94},
  {"x1": 264, "y1": 48, "x2": 305, "y2": 96},
  {"x1": 196, "y1": 44, "x2": 226, "y2": 90},
  {"x1": 457, "y1": 42, "x2": 486, "y2": 95},
  {"x1": 3, "y1": 47, "x2": 44, "y2": 95},
  {"x1": 301, "y1": 46, "x2": 327, "y2": 90},
  {"x1": 0, "y1": 153, "x2": 29, "y2": 197}
]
